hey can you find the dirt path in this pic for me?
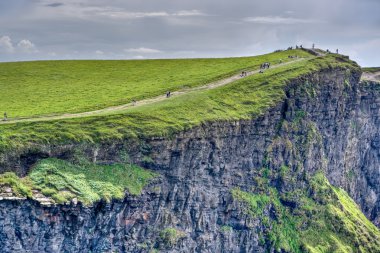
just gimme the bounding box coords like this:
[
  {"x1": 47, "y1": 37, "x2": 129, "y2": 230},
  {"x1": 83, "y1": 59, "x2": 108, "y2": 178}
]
[{"x1": 0, "y1": 57, "x2": 310, "y2": 125}]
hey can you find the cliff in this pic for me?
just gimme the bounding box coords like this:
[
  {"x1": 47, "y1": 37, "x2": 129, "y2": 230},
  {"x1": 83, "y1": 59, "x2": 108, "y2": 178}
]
[{"x1": 0, "y1": 64, "x2": 379, "y2": 252}]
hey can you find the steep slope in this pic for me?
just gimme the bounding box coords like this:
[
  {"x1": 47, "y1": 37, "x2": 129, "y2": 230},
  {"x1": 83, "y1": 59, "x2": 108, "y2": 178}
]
[{"x1": 0, "y1": 53, "x2": 379, "y2": 252}]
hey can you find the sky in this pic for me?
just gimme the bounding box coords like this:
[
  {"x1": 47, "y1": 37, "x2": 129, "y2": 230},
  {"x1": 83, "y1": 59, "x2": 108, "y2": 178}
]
[{"x1": 0, "y1": 0, "x2": 379, "y2": 66}]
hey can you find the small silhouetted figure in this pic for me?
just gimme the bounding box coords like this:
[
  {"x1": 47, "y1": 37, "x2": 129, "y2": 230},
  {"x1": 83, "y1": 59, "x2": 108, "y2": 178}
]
[
  {"x1": 336, "y1": 49, "x2": 339, "y2": 54},
  {"x1": 312, "y1": 43, "x2": 315, "y2": 49},
  {"x1": 132, "y1": 100, "x2": 136, "y2": 106},
  {"x1": 3, "y1": 112, "x2": 7, "y2": 121},
  {"x1": 326, "y1": 49, "x2": 330, "y2": 53},
  {"x1": 296, "y1": 45, "x2": 299, "y2": 49},
  {"x1": 166, "y1": 91, "x2": 171, "y2": 98},
  {"x1": 300, "y1": 45, "x2": 303, "y2": 49}
]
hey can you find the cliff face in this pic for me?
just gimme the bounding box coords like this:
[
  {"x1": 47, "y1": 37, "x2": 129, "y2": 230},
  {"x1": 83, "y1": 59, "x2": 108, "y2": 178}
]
[{"x1": 0, "y1": 67, "x2": 379, "y2": 252}]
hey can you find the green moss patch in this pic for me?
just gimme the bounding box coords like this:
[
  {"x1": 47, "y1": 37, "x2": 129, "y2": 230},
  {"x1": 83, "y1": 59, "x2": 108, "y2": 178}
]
[{"x1": 0, "y1": 158, "x2": 157, "y2": 205}]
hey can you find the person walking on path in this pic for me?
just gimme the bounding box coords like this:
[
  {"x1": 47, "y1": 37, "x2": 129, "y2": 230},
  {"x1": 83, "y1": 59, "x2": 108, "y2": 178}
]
[{"x1": 3, "y1": 112, "x2": 7, "y2": 121}]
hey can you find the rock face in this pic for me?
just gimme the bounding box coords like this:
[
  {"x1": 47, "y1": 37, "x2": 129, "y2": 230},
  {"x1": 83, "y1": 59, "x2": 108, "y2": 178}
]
[{"x1": 0, "y1": 66, "x2": 379, "y2": 252}]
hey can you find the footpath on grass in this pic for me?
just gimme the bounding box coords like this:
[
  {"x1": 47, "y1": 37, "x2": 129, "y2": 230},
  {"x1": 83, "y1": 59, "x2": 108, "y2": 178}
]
[{"x1": 0, "y1": 57, "x2": 312, "y2": 125}]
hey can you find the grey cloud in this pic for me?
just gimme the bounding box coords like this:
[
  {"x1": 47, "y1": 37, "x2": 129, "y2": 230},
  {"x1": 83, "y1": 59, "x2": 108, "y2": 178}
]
[
  {"x1": 45, "y1": 3, "x2": 64, "y2": 8},
  {"x1": 0, "y1": 35, "x2": 38, "y2": 54},
  {"x1": 17, "y1": 39, "x2": 38, "y2": 53},
  {"x1": 124, "y1": 47, "x2": 162, "y2": 53},
  {"x1": 0, "y1": 36, "x2": 14, "y2": 53},
  {"x1": 243, "y1": 16, "x2": 323, "y2": 25}
]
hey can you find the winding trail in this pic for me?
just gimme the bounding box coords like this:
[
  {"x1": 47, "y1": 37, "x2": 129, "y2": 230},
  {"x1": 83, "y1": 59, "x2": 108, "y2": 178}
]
[{"x1": 1, "y1": 57, "x2": 310, "y2": 125}]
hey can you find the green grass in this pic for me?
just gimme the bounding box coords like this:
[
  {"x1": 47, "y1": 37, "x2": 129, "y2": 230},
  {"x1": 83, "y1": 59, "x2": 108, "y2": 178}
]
[
  {"x1": 231, "y1": 188, "x2": 270, "y2": 217},
  {"x1": 0, "y1": 158, "x2": 156, "y2": 205},
  {"x1": 0, "y1": 50, "x2": 311, "y2": 118},
  {"x1": 0, "y1": 172, "x2": 33, "y2": 197},
  {"x1": 362, "y1": 67, "x2": 380, "y2": 73},
  {"x1": 159, "y1": 228, "x2": 186, "y2": 247},
  {"x1": 0, "y1": 54, "x2": 360, "y2": 152}
]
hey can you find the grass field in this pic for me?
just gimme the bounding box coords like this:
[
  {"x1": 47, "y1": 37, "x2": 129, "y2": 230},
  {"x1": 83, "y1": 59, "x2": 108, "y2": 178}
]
[
  {"x1": 0, "y1": 53, "x2": 359, "y2": 151},
  {"x1": 0, "y1": 50, "x2": 311, "y2": 118}
]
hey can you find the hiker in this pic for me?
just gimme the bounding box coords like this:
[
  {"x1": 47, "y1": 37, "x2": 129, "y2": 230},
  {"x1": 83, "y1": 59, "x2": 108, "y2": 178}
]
[
  {"x1": 326, "y1": 49, "x2": 330, "y2": 53},
  {"x1": 166, "y1": 91, "x2": 171, "y2": 98},
  {"x1": 300, "y1": 45, "x2": 303, "y2": 49},
  {"x1": 3, "y1": 112, "x2": 7, "y2": 121},
  {"x1": 336, "y1": 49, "x2": 339, "y2": 54},
  {"x1": 132, "y1": 100, "x2": 136, "y2": 106},
  {"x1": 312, "y1": 43, "x2": 315, "y2": 49},
  {"x1": 267, "y1": 63, "x2": 270, "y2": 68},
  {"x1": 296, "y1": 45, "x2": 299, "y2": 49}
]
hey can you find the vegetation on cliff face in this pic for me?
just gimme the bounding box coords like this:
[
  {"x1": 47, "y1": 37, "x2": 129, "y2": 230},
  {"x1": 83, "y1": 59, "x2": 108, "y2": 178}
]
[
  {"x1": 232, "y1": 171, "x2": 380, "y2": 253},
  {"x1": 0, "y1": 53, "x2": 359, "y2": 152},
  {"x1": 0, "y1": 158, "x2": 156, "y2": 205}
]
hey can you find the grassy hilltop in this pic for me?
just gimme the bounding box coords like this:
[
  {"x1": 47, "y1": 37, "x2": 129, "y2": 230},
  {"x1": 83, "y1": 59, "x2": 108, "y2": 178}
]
[
  {"x1": 0, "y1": 50, "x2": 359, "y2": 150},
  {"x1": 0, "y1": 50, "x2": 310, "y2": 118}
]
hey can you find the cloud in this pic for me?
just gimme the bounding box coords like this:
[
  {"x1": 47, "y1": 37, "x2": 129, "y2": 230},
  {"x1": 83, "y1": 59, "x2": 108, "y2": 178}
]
[
  {"x1": 97, "y1": 10, "x2": 169, "y2": 19},
  {"x1": 173, "y1": 10, "x2": 206, "y2": 17},
  {"x1": 17, "y1": 39, "x2": 38, "y2": 53},
  {"x1": 0, "y1": 36, "x2": 38, "y2": 55},
  {"x1": 46, "y1": 4, "x2": 206, "y2": 20},
  {"x1": 125, "y1": 47, "x2": 162, "y2": 54},
  {"x1": 93, "y1": 9, "x2": 206, "y2": 19},
  {"x1": 0, "y1": 36, "x2": 14, "y2": 53},
  {"x1": 95, "y1": 50, "x2": 104, "y2": 55},
  {"x1": 45, "y1": 3, "x2": 64, "y2": 8},
  {"x1": 243, "y1": 16, "x2": 321, "y2": 25}
]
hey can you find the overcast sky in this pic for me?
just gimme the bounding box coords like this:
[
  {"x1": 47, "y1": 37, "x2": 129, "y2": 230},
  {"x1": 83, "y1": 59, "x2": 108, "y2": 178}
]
[{"x1": 0, "y1": 0, "x2": 379, "y2": 66}]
